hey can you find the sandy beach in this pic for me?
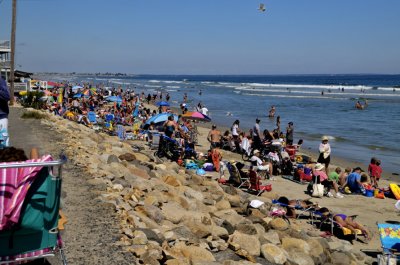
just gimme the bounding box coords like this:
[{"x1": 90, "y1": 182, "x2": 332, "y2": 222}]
[{"x1": 146, "y1": 103, "x2": 400, "y2": 253}]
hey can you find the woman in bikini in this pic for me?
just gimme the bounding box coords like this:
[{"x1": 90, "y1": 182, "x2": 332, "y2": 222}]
[{"x1": 319, "y1": 207, "x2": 371, "y2": 240}]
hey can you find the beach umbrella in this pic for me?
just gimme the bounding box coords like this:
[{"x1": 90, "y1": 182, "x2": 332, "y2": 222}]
[
  {"x1": 182, "y1": 111, "x2": 211, "y2": 122},
  {"x1": 72, "y1": 85, "x2": 83, "y2": 92},
  {"x1": 82, "y1": 88, "x2": 97, "y2": 97},
  {"x1": 106, "y1": 96, "x2": 123, "y2": 103},
  {"x1": 156, "y1": 101, "x2": 170, "y2": 107},
  {"x1": 73, "y1": 93, "x2": 83, "y2": 98},
  {"x1": 145, "y1": 113, "x2": 178, "y2": 125},
  {"x1": 47, "y1": 81, "x2": 61, "y2": 87},
  {"x1": 43, "y1": 90, "x2": 53, "y2": 96}
]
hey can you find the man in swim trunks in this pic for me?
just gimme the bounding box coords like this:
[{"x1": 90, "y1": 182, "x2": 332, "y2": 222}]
[
  {"x1": 207, "y1": 124, "x2": 221, "y2": 149},
  {"x1": 346, "y1": 167, "x2": 364, "y2": 194}
]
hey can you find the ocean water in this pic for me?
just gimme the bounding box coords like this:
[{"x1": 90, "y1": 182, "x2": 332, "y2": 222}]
[{"x1": 52, "y1": 74, "x2": 400, "y2": 174}]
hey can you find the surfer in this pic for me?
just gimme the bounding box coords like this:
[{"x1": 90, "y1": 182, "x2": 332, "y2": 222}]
[{"x1": 199, "y1": 89, "x2": 202, "y2": 96}]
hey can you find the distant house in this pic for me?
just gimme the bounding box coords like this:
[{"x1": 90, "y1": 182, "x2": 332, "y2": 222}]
[{"x1": 0, "y1": 40, "x2": 11, "y2": 81}]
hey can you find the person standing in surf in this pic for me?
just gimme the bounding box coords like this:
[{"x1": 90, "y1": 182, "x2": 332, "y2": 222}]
[
  {"x1": 231, "y1": 120, "x2": 241, "y2": 153},
  {"x1": 286, "y1": 122, "x2": 294, "y2": 146},
  {"x1": 318, "y1": 136, "x2": 331, "y2": 174},
  {"x1": 252, "y1": 118, "x2": 262, "y2": 150},
  {"x1": 268, "y1": 106, "x2": 276, "y2": 118}
]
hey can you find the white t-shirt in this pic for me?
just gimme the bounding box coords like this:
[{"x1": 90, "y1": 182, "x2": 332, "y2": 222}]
[
  {"x1": 232, "y1": 124, "x2": 239, "y2": 136},
  {"x1": 250, "y1": 156, "x2": 263, "y2": 167}
]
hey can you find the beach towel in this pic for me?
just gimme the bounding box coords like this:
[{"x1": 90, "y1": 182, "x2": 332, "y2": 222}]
[{"x1": 0, "y1": 155, "x2": 53, "y2": 231}]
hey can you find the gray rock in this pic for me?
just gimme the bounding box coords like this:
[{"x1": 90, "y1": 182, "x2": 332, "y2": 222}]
[
  {"x1": 260, "y1": 230, "x2": 281, "y2": 245},
  {"x1": 136, "y1": 228, "x2": 165, "y2": 245},
  {"x1": 222, "y1": 185, "x2": 238, "y2": 196},
  {"x1": 330, "y1": 252, "x2": 351, "y2": 265},
  {"x1": 327, "y1": 240, "x2": 353, "y2": 252},
  {"x1": 171, "y1": 226, "x2": 197, "y2": 241},
  {"x1": 228, "y1": 231, "x2": 261, "y2": 256},
  {"x1": 286, "y1": 250, "x2": 315, "y2": 265},
  {"x1": 260, "y1": 243, "x2": 287, "y2": 264},
  {"x1": 107, "y1": 154, "x2": 120, "y2": 164},
  {"x1": 235, "y1": 224, "x2": 258, "y2": 235}
]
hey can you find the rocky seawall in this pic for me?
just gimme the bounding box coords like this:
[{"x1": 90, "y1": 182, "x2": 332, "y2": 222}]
[{"x1": 32, "y1": 109, "x2": 374, "y2": 265}]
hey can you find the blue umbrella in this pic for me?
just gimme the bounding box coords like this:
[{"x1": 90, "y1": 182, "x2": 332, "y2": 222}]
[
  {"x1": 72, "y1": 85, "x2": 83, "y2": 92},
  {"x1": 156, "y1": 101, "x2": 170, "y2": 107},
  {"x1": 73, "y1": 93, "x2": 83, "y2": 98},
  {"x1": 145, "y1": 113, "x2": 178, "y2": 125},
  {"x1": 106, "y1": 96, "x2": 123, "y2": 103}
]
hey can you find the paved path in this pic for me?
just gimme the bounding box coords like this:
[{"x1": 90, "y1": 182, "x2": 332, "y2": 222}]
[{"x1": 8, "y1": 107, "x2": 133, "y2": 264}]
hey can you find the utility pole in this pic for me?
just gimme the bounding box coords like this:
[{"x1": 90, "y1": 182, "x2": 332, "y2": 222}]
[{"x1": 9, "y1": 0, "x2": 17, "y2": 105}]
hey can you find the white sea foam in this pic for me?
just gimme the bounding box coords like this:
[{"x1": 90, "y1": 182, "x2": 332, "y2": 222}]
[
  {"x1": 243, "y1": 82, "x2": 373, "y2": 91},
  {"x1": 235, "y1": 87, "x2": 400, "y2": 97},
  {"x1": 241, "y1": 93, "x2": 341, "y2": 100}
]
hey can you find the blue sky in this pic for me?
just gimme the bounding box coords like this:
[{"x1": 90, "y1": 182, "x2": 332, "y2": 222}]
[{"x1": 0, "y1": 0, "x2": 399, "y2": 74}]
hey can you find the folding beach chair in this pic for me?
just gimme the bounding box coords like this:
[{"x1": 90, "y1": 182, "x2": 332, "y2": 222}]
[
  {"x1": 377, "y1": 223, "x2": 400, "y2": 264},
  {"x1": 149, "y1": 131, "x2": 161, "y2": 150},
  {"x1": 0, "y1": 155, "x2": 67, "y2": 264},
  {"x1": 318, "y1": 213, "x2": 365, "y2": 240},
  {"x1": 116, "y1": 125, "x2": 126, "y2": 141},
  {"x1": 87, "y1": 111, "x2": 97, "y2": 125},
  {"x1": 271, "y1": 199, "x2": 316, "y2": 221},
  {"x1": 248, "y1": 169, "x2": 272, "y2": 196},
  {"x1": 227, "y1": 161, "x2": 250, "y2": 188}
]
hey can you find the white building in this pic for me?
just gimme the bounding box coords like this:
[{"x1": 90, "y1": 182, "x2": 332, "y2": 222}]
[{"x1": 0, "y1": 40, "x2": 11, "y2": 81}]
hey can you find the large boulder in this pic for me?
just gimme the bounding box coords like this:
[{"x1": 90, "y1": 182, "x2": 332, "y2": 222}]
[
  {"x1": 107, "y1": 154, "x2": 120, "y2": 164},
  {"x1": 135, "y1": 205, "x2": 164, "y2": 224},
  {"x1": 269, "y1": 218, "x2": 289, "y2": 231},
  {"x1": 212, "y1": 209, "x2": 248, "y2": 228},
  {"x1": 161, "y1": 202, "x2": 187, "y2": 224},
  {"x1": 286, "y1": 250, "x2": 315, "y2": 265},
  {"x1": 228, "y1": 231, "x2": 260, "y2": 257},
  {"x1": 260, "y1": 230, "x2": 281, "y2": 245},
  {"x1": 171, "y1": 243, "x2": 216, "y2": 263},
  {"x1": 162, "y1": 175, "x2": 182, "y2": 187},
  {"x1": 260, "y1": 243, "x2": 287, "y2": 264},
  {"x1": 281, "y1": 238, "x2": 310, "y2": 254},
  {"x1": 307, "y1": 238, "x2": 327, "y2": 264}
]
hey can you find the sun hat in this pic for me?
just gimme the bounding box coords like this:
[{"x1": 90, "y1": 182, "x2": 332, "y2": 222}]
[
  {"x1": 314, "y1": 163, "x2": 325, "y2": 171},
  {"x1": 253, "y1": 149, "x2": 260, "y2": 154},
  {"x1": 321, "y1": 136, "x2": 329, "y2": 141}
]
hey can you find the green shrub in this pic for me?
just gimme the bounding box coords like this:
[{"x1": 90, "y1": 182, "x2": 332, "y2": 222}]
[
  {"x1": 21, "y1": 110, "x2": 47, "y2": 119},
  {"x1": 21, "y1": 91, "x2": 46, "y2": 109}
]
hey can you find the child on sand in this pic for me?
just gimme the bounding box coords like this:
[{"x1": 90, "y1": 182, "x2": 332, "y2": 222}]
[{"x1": 368, "y1": 157, "x2": 382, "y2": 188}]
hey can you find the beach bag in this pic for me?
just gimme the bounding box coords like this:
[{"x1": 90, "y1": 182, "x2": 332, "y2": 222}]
[
  {"x1": 311, "y1": 175, "x2": 324, "y2": 198},
  {"x1": 374, "y1": 189, "x2": 385, "y2": 199},
  {"x1": 203, "y1": 163, "x2": 214, "y2": 171}
]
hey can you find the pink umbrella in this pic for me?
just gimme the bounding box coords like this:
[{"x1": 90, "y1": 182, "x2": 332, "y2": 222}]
[{"x1": 182, "y1": 111, "x2": 211, "y2": 122}]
